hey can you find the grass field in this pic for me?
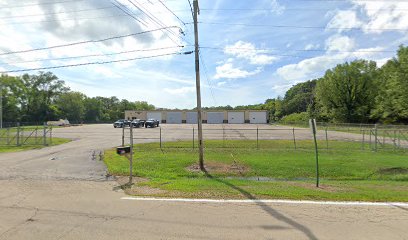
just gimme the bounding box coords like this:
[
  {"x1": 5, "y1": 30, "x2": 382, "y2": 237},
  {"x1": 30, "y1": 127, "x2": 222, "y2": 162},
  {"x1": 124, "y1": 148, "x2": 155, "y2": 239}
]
[
  {"x1": 0, "y1": 138, "x2": 71, "y2": 153},
  {"x1": 104, "y1": 140, "x2": 408, "y2": 201}
]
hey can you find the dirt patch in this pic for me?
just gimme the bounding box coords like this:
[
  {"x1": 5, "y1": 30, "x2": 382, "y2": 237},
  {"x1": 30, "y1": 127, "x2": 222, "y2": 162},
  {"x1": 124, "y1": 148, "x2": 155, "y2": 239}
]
[
  {"x1": 187, "y1": 161, "x2": 249, "y2": 176},
  {"x1": 377, "y1": 167, "x2": 408, "y2": 175}
]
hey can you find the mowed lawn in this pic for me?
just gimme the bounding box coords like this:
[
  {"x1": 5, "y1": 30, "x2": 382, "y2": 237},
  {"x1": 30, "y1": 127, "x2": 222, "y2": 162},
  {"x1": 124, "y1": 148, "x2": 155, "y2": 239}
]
[
  {"x1": 0, "y1": 138, "x2": 71, "y2": 153},
  {"x1": 104, "y1": 140, "x2": 408, "y2": 201}
]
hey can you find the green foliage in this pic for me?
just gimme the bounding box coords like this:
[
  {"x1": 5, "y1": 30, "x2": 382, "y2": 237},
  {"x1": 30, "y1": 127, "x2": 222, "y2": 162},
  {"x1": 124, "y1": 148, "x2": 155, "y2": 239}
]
[
  {"x1": 316, "y1": 60, "x2": 379, "y2": 123},
  {"x1": 372, "y1": 46, "x2": 408, "y2": 124},
  {"x1": 282, "y1": 80, "x2": 317, "y2": 116},
  {"x1": 280, "y1": 112, "x2": 309, "y2": 123}
]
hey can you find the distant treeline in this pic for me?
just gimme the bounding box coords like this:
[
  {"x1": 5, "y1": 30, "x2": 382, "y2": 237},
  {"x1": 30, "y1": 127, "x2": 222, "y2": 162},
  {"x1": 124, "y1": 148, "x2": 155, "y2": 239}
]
[
  {"x1": 1, "y1": 46, "x2": 407, "y2": 124},
  {"x1": 201, "y1": 45, "x2": 408, "y2": 124},
  {"x1": 0, "y1": 72, "x2": 154, "y2": 123}
]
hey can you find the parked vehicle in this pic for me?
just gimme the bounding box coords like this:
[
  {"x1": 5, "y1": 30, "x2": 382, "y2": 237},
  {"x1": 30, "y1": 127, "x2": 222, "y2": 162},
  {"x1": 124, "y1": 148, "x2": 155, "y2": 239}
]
[
  {"x1": 131, "y1": 119, "x2": 144, "y2": 128},
  {"x1": 145, "y1": 119, "x2": 160, "y2": 128},
  {"x1": 113, "y1": 119, "x2": 126, "y2": 128}
]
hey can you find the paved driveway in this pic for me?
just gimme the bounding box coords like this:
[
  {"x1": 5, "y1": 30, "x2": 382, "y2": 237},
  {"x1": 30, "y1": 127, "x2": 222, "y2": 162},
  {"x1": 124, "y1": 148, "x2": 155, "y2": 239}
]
[{"x1": 0, "y1": 124, "x2": 407, "y2": 240}]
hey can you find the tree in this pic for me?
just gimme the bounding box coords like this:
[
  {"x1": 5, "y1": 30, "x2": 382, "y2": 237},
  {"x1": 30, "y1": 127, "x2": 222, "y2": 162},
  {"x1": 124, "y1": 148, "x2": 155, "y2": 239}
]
[
  {"x1": 372, "y1": 46, "x2": 408, "y2": 123},
  {"x1": 55, "y1": 92, "x2": 86, "y2": 122},
  {"x1": 282, "y1": 80, "x2": 317, "y2": 116},
  {"x1": 316, "y1": 60, "x2": 379, "y2": 123}
]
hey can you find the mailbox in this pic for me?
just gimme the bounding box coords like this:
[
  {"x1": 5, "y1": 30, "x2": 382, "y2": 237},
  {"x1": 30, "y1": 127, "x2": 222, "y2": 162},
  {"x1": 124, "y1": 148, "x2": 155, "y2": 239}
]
[{"x1": 116, "y1": 146, "x2": 131, "y2": 155}]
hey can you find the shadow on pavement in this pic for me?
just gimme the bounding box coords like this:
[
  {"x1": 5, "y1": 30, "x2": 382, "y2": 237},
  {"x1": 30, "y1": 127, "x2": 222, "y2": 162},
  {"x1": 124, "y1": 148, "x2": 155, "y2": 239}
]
[{"x1": 204, "y1": 170, "x2": 319, "y2": 240}]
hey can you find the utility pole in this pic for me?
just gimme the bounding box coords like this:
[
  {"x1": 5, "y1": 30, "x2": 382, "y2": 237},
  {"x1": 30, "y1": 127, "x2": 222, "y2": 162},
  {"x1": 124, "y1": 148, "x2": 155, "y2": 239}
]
[{"x1": 193, "y1": 0, "x2": 204, "y2": 170}]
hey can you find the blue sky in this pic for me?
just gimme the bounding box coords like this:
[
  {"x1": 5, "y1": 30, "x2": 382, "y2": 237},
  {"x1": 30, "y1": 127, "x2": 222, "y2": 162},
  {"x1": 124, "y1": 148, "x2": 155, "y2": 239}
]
[{"x1": 0, "y1": 0, "x2": 407, "y2": 109}]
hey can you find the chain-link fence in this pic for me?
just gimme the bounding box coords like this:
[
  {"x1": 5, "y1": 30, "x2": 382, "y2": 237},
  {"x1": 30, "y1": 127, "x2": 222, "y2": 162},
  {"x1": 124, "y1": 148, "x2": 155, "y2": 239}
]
[
  {"x1": 0, "y1": 123, "x2": 53, "y2": 147},
  {"x1": 119, "y1": 124, "x2": 408, "y2": 152}
]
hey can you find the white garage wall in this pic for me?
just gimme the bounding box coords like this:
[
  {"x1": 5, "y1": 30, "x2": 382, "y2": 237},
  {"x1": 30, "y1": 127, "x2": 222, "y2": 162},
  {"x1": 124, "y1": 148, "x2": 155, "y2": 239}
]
[
  {"x1": 186, "y1": 112, "x2": 198, "y2": 124},
  {"x1": 228, "y1": 112, "x2": 245, "y2": 124},
  {"x1": 147, "y1": 112, "x2": 162, "y2": 122},
  {"x1": 167, "y1": 112, "x2": 182, "y2": 124},
  {"x1": 249, "y1": 112, "x2": 267, "y2": 124},
  {"x1": 207, "y1": 112, "x2": 224, "y2": 124}
]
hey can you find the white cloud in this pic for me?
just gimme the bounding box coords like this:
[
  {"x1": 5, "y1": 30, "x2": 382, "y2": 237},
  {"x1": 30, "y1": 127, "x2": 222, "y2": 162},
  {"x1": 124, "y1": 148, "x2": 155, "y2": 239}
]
[
  {"x1": 224, "y1": 41, "x2": 278, "y2": 65},
  {"x1": 304, "y1": 44, "x2": 320, "y2": 50},
  {"x1": 214, "y1": 63, "x2": 261, "y2": 80},
  {"x1": 327, "y1": 10, "x2": 362, "y2": 32},
  {"x1": 164, "y1": 87, "x2": 195, "y2": 95},
  {"x1": 325, "y1": 35, "x2": 355, "y2": 52},
  {"x1": 270, "y1": 0, "x2": 285, "y2": 15}
]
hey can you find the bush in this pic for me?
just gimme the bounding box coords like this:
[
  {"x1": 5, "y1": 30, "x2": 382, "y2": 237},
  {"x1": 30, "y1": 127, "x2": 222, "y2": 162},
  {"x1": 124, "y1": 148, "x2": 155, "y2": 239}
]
[{"x1": 280, "y1": 112, "x2": 309, "y2": 123}]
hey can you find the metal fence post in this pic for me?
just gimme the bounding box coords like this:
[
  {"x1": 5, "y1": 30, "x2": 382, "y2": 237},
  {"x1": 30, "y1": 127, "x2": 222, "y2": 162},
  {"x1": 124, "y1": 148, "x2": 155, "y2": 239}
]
[
  {"x1": 129, "y1": 123, "x2": 133, "y2": 184},
  {"x1": 325, "y1": 127, "x2": 329, "y2": 150},
  {"x1": 16, "y1": 123, "x2": 20, "y2": 146},
  {"x1": 256, "y1": 127, "x2": 259, "y2": 150},
  {"x1": 49, "y1": 126, "x2": 53, "y2": 145},
  {"x1": 398, "y1": 130, "x2": 401, "y2": 149},
  {"x1": 122, "y1": 125, "x2": 125, "y2": 147},
  {"x1": 292, "y1": 128, "x2": 297, "y2": 150},
  {"x1": 374, "y1": 124, "x2": 378, "y2": 152},
  {"x1": 193, "y1": 128, "x2": 195, "y2": 150},
  {"x1": 362, "y1": 129, "x2": 365, "y2": 150},
  {"x1": 160, "y1": 127, "x2": 162, "y2": 150},
  {"x1": 43, "y1": 122, "x2": 47, "y2": 146},
  {"x1": 6, "y1": 127, "x2": 10, "y2": 145}
]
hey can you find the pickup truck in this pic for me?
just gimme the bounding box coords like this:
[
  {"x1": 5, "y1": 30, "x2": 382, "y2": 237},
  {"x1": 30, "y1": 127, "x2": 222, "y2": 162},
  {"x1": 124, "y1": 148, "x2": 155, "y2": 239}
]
[
  {"x1": 145, "y1": 119, "x2": 160, "y2": 128},
  {"x1": 113, "y1": 119, "x2": 130, "y2": 128}
]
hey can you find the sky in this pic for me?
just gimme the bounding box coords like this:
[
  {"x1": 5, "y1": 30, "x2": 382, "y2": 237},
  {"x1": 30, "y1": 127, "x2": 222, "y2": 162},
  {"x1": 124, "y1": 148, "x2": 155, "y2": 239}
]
[{"x1": 0, "y1": 0, "x2": 407, "y2": 109}]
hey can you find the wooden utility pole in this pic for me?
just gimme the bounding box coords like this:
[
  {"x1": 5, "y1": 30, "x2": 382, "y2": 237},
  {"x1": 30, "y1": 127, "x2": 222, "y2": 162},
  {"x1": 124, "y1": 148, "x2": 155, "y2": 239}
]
[{"x1": 193, "y1": 0, "x2": 204, "y2": 170}]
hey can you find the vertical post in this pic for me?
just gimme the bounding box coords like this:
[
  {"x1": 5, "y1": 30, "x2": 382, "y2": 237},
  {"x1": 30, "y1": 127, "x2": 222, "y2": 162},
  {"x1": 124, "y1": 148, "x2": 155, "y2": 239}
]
[
  {"x1": 394, "y1": 130, "x2": 397, "y2": 150},
  {"x1": 193, "y1": 0, "x2": 205, "y2": 170},
  {"x1": 0, "y1": 78, "x2": 2, "y2": 129},
  {"x1": 362, "y1": 129, "x2": 365, "y2": 150},
  {"x1": 292, "y1": 128, "x2": 297, "y2": 150},
  {"x1": 16, "y1": 123, "x2": 20, "y2": 146},
  {"x1": 398, "y1": 130, "x2": 401, "y2": 149},
  {"x1": 122, "y1": 125, "x2": 125, "y2": 147},
  {"x1": 193, "y1": 128, "x2": 195, "y2": 150},
  {"x1": 43, "y1": 122, "x2": 47, "y2": 146},
  {"x1": 374, "y1": 124, "x2": 378, "y2": 152},
  {"x1": 369, "y1": 129, "x2": 372, "y2": 150},
  {"x1": 49, "y1": 126, "x2": 53, "y2": 145},
  {"x1": 6, "y1": 127, "x2": 10, "y2": 145},
  {"x1": 309, "y1": 119, "x2": 319, "y2": 188},
  {"x1": 160, "y1": 127, "x2": 162, "y2": 150},
  {"x1": 129, "y1": 123, "x2": 133, "y2": 185},
  {"x1": 256, "y1": 127, "x2": 259, "y2": 150},
  {"x1": 325, "y1": 127, "x2": 328, "y2": 150}
]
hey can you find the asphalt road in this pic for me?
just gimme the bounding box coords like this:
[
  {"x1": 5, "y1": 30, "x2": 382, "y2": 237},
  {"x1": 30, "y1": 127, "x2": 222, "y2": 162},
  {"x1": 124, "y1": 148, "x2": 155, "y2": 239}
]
[{"x1": 0, "y1": 124, "x2": 407, "y2": 240}]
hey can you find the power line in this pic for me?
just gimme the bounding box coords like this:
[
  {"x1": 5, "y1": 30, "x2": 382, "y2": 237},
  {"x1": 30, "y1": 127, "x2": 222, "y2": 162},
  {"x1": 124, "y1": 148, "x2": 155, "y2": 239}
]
[
  {"x1": 111, "y1": 0, "x2": 148, "y2": 26},
  {"x1": 0, "y1": 52, "x2": 186, "y2": 74},
  {"x1": 0, "y1": 26, "x2": 180, "y2": 56},
  {"x1": 157, "y1": 0, "x2": 186, "y2": 25},
  {"x1": 200, "y1": 46, "x2": 396, "y2": 53},
  {"x1": 198, "y1": 51, "x2": 217, "y2": 106},
  {"x1": 194, "y1": 22, "x2": 408, "y2": 31},
  {"x1": 1, "y1": 46, "x2": 185, "y2": 65},
  {"x1": 200, "y1": 7, "x2": 408, "y2": 12}
]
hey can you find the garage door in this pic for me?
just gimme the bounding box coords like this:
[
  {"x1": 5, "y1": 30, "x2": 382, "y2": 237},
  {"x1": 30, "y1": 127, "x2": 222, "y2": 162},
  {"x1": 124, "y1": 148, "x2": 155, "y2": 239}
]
[
  {"x1": 228, "y1": 112, "x2": 244, "y2": 124},
  {"x1": 147, "y1": 112, "x2": 162, "y2": 122},
  {"x1": 249, "y1": 112, "x2": 267, "y2": 124},
  {"x1": 167, "y1": 112, "x2": 182, "y2": 124},
  {"x1": 186, "y1": 112, "x2": 198, "y2": 124},
  {"x1": 207, "y1": 112, "x2": 224, "y2": 124}
]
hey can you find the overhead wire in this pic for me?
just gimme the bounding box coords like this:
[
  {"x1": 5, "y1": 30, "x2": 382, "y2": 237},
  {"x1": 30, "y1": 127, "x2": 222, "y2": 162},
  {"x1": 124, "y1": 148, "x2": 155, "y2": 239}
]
[
  {"x1": 0, "y1": 52, "x2": 188, "y2": 74},
  {"x1": 0, "y1": 26, "x2": 181, "y2": 56},
  {"x1": 111, "y1": 0, "x2": 148, "y2": 26},
  {"x1": 1, "y1": 46, "x2": 186, "y2": 65}
]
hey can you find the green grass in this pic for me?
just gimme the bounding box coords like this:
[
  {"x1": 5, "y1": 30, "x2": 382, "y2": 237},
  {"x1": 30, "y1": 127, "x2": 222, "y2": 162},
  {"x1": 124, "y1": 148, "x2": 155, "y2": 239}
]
[
  {"x1": 0, "y1": 138, "x2": 71, "y2": 153},
  {"x1": 104, "y1": 140, "x2": 408, "y2": 201}
]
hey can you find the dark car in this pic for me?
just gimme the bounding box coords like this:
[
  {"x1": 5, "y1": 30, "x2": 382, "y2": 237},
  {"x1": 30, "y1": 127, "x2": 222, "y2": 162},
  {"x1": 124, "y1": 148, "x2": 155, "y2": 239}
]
[
  {"x1": 131, "y1": 119, "x2": 144, "y2": 128},
  {"x1": 113, "y1": 119, "x2": 126, "y2": 128},
  {"x1": 114, "y1": 119, "x2": 131, "y2": 128},
  {"x1": 145, "y1": 119, "x2": 160, "y2": 128}
]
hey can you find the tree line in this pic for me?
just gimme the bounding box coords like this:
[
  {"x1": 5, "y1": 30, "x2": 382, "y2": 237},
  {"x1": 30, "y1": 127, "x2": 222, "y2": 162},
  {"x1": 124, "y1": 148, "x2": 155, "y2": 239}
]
[
  {"x1": 1, "y1": 46, "x2": 407, "y2": 124},
  {"x1": 204, "y1": 46, "x2": 408, "y2": 124},
  {"x1": 0, "y1": 72, "x2": 155, "y2": 123}
]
